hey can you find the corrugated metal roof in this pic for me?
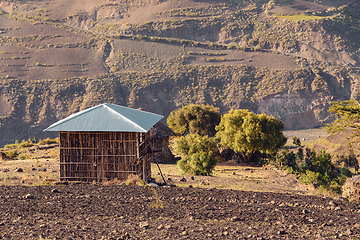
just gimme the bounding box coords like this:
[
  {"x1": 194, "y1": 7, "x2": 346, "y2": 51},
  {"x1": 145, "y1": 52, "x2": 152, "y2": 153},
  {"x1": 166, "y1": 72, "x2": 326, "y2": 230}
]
[{"x1": 44, "y1": 103, "x2": 163, "y2": 133}]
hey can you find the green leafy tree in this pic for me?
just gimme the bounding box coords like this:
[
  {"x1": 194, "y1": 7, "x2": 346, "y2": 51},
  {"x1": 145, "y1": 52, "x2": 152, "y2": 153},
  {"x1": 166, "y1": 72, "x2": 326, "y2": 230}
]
[
  {"x1": 327, "y1": 99, "x2": 360, "y2": 139},
  {"x1": 216, "y1": 109, "x2": 287, "y2": 163},
  {"x1": 327, "y1": 99, "x2": 360, "y2": 173},
  {"x1": 172, "y1": 134, "x2": 217, "y2": 175},
  {"x1": 167, "y1": 104, "x2": 221, "y2": 136}
]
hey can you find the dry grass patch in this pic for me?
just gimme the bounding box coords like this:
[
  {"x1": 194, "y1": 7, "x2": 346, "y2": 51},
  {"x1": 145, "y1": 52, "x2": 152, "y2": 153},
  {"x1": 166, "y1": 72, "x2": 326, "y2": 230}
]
[
  {"x1": 276, "y1": 14, "x2": 327, "y2": 21},
  {"x1": 0, "y1": 158, "x2": 59, "y2": 185},
  {"x1": 152, "y1": 162, "x2": 321, "y2": 195}
]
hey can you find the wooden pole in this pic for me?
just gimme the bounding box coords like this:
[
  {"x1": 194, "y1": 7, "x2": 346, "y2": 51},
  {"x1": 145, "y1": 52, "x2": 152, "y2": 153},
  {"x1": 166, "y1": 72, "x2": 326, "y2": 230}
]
[{"x1": 137, "y1": 133, "x2": 145, "y2": 182}]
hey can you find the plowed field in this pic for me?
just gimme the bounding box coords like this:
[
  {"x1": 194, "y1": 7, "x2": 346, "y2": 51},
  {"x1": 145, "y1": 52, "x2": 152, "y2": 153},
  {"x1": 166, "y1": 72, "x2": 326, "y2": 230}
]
[{"x1": 0, "y1": 184, "x2": 359, "y2": 239}]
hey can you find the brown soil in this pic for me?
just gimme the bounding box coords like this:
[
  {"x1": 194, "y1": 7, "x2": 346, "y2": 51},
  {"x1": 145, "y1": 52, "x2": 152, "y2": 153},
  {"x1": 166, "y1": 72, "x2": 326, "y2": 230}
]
[{"x1": 0, "y1": 184, "x2": 359, "y2": 239}]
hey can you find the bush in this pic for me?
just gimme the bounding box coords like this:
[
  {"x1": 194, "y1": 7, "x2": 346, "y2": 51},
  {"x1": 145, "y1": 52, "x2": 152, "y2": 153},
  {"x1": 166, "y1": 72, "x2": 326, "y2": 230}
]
[
  {"x1": 273, "y1": 148, "x2": 298, "y2": 171},
  {"x1": 299, "y1": 170, "x2": 318, "y2": 185},
  {"x1": 4, "y1": 143, "x2": 18, "y2": 149},
  {"x1": 172, "y1": 134, "x2": 217, "y2": 176},
  {"x1": 18, "y1": 140, "x2": 34, "y2": 148},
  {"x1": 38, "y1": 137, "x2": 59, "y2": 145},
  {"x1": 177, "y1": 151, "x2": 217, "y2": 176},
  {"x1": 292, "y1": 136, "x2": 301, "y2": 146},
  {"x1": 4, "y1": 149, "x2": 18, "y2": 159},
  {"x1": 273, "y1": 147, "x2": 354, "y2": 194}
]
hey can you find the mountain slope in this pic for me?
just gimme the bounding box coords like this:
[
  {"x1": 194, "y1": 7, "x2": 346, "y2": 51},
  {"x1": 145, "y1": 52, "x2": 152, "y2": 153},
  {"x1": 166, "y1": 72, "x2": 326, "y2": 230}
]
[{"x1": 0, "y1": 0, "x2": 359, "y2": 146}]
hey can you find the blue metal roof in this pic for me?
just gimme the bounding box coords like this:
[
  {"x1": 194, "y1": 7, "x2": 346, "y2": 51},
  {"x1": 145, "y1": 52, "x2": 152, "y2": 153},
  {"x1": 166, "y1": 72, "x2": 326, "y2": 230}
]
[{"x1": 44, "y1": 103, "x2": 163, "y2": 133}]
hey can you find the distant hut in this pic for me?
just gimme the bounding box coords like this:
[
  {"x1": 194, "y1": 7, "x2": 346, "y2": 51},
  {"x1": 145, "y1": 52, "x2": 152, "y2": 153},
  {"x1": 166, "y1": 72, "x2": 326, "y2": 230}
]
[
  {"x1": 44, "y1": 103, "x2": 163, "y2": 182},
  {"x1": 148, "y1": 121, "x2": 175, "y2": 163}
]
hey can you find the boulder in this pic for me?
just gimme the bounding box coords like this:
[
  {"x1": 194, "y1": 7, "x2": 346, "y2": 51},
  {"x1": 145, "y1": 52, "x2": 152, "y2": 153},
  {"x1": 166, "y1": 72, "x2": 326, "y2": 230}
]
[
  {"x1": 0, "y1": 152, "x2": 7, "y2": 161},
  {"x1": 342, "y1": 175, "x2": 360, "y2": 202}
]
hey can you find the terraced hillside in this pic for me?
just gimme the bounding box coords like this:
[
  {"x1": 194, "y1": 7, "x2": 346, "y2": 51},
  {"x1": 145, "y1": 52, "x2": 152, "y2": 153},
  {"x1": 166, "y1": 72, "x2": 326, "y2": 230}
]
[{"x1": 0, "y1": 0, "x2": 359, "y2": 146}]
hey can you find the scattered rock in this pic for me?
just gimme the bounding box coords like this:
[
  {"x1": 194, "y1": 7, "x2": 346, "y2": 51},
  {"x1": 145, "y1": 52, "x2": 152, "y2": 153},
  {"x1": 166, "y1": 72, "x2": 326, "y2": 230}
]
[
  {"x1": 24, "y1": 194, "x2": 34, "y2": 199},
  {"x1": 302, "y1": 209, "x2": 309, "y2": 214},
  {"x1": 2, "y1": 168, "x2": 9, "y2": 172},
  {"x1": 14, "y1": 168, "x2": 23, "y2": 172},
  {"x1": 139, "y1": 221, "x2": 149, "y2": 229},
  {"x1": 346, "y1": 229, "x2": 353, "y2": 236},
  {"x1": 51, "y1": 189, "x2": 60, "y2": 193},
  {"x1": 179, "y1": 177, "x2": 187, "y2": 182},
  {"x1": 190, "y1": 176, "x2": 194, "y2": 180},
  {"x1": 230, "y1": 216, "x2": 241, "y2": 222},
  {"x1": 278, "y1": 230, "x2": 286, "y2": 235},
  {"x1": 333, "y1": 196, "x2": 349, "y2": 204}
]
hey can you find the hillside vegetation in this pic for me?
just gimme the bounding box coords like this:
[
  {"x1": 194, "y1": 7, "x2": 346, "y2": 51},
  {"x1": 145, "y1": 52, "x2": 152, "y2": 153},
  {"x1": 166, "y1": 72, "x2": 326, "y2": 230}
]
[{"x1": 0, "y1": 0, "x2": 359, "y2": 146}]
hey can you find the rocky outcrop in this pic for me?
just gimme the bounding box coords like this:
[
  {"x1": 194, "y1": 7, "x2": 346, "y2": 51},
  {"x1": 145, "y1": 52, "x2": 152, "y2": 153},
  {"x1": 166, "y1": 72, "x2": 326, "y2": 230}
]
[
  {"x1": 342, "y1": 175, "x2": 360, "y2": 202},
  {"x1": 257, "y1": 91, "x2": 335, "y2": 129}
]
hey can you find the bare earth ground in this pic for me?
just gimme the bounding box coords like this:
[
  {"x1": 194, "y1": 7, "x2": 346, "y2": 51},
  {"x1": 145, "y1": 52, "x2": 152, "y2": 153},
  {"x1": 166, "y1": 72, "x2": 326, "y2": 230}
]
[
  {"x1": 0, "y1": 139, "x2": 359, "y2": 239},
  {"x1": 0, "y1": 184, "x2": 359, "y2": 239}
]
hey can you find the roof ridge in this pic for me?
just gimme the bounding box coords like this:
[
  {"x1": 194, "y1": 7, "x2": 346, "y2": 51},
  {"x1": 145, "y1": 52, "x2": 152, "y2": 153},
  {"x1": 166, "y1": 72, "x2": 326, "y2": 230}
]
[{"x1": 103, "y1": 104, "x2": 147, "y2": 132}]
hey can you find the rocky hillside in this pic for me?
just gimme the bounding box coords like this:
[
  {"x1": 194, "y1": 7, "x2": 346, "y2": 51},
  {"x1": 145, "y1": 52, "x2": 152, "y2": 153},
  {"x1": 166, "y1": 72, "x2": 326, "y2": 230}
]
[{"x1": 0, "y1": 0, "x2": 359, "y2": 146}]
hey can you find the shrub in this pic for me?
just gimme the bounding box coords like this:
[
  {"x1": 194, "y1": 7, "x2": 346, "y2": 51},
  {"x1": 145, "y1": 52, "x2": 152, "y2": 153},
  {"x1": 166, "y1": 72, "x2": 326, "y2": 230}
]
[
  {"x1": 273, "y1": 147, "x2": 353, "y2": 194},
  {"x1": 4, "y1": 149, "x2": 18, "y2": 159},
  {"x1": 177, "y1": 150, "x2": 217, "y2": 176},
  {"x1": 18, "y1": 140, "x2": 34, "y2": 148},
  {"x1": 292, "y1": 136, "x2": 301, "y2": 146},
  {"x1": 38, "y1": 137, "x2": 59, "y2": 145},
  {"x1": 173, "y1": 134, "x2": 217, "y2": 176},
  {"x1": 4, "y1": 143, "x2": 18, "y2": 149},
  {"x1": 299, "y1": 170, "x2": 318, "y2": 185},
  {"x1": 273, "y1": 148, "x2": 298, "y2": 171}
]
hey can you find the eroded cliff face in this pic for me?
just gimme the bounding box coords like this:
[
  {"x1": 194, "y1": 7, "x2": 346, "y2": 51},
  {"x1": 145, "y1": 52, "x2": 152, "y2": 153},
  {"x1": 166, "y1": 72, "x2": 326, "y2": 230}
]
[
  {"x1": 257, "y1": 91, "x2": 334, "y2": 129},
  {"x1": 0, "y1": 63, "x2": 357, "y2": 146}
]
